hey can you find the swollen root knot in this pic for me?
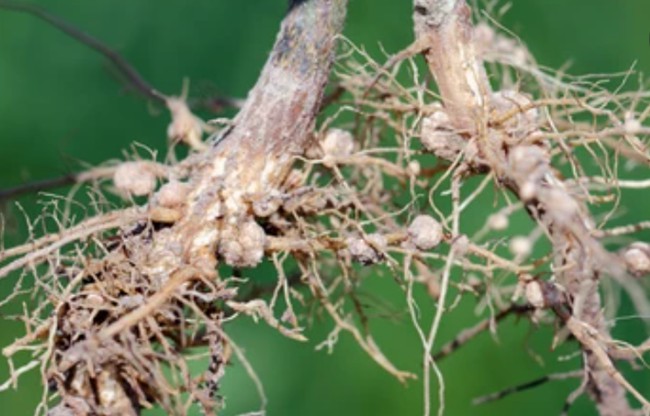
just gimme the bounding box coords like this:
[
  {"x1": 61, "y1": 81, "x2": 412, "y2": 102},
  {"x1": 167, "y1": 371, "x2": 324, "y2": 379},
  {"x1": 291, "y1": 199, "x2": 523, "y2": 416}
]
[
  {"x1": 346, "y1": 233, "x2": 387, "y2": 265},
  {"x1": 622, "y1": 242, "x2": 650, "y2": 278},
  {"x1": 491, "y1": 90, "x2": 538, "y2": 136},
  {"x1": 320, "y1": 128, "x2": 354, "y2": 166},
  {"x1": 420, "y1": 106, "x2": 465, "y2": 161},
  {"x1": 406, "y1": 215, "x2": 443, "y2": 251},
  {"x1": 252, "y1": 191, "x2": 283, "y2": 217},
  {"x1": 524, "y1": 279, "x2": 545, "y2": 309},
  {"x1": 515, "y1": 274, "x2": 565, "y2": 312},
  {"x1": 509, "y1": 235, "x2": 532, "y2": 257},
  {"x1": 488, "y1": 213, "x2": 508, "y2": 230},
  {"x1": 113, "y1": 161, "x2": 157, "y2": 197},
  {"x1": 219, "y1": 219, "x2": 266, "y2": 267},
  {"x1": 155, "y1": 180, "x2": 190, "y2": 208},
  {"x1": 508, "y1": 145, "x2": 549, "y2": 201}
]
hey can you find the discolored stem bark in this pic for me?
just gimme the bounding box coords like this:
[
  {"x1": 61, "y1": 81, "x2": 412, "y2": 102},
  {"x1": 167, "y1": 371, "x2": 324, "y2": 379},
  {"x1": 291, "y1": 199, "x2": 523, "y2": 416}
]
[{"x1": 175, "y1": 0, "x2": 348, "y2": 268}]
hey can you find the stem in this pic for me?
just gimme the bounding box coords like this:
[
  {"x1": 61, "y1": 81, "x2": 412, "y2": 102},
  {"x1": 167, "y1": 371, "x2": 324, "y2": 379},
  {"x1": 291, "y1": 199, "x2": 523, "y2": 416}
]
[
  {"x1": 413, "y1": 0, "x2": 490, "y2": 132},
  {"x1": 179, "y1": 0, "x2": 349, "y2": 264},
  {"x1": 413, "y1": 1, "x2": 639, "y2": 413}
]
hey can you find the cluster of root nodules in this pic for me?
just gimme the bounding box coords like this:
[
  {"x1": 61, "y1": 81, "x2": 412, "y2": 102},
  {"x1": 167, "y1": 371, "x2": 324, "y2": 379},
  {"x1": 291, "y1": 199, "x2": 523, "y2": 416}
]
[{"x1": 2, "y1": 20, "x2": 650, "y2": 416}]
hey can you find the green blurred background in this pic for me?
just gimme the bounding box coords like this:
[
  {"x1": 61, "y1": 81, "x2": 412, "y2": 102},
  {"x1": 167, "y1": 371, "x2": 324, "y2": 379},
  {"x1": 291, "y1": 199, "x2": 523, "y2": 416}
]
[{"x1": 1, "y1": 1, "x2": 649, "y2": 415}]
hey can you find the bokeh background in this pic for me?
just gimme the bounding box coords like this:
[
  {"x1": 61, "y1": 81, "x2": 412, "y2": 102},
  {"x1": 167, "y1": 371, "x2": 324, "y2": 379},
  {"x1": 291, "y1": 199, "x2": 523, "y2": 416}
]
[{"x1": 1, "y1": 1, "x2": 649, "y2": 415}]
